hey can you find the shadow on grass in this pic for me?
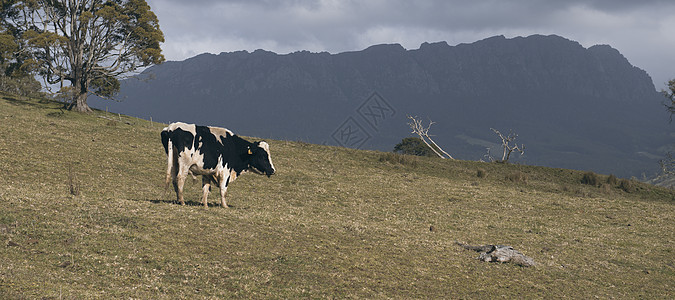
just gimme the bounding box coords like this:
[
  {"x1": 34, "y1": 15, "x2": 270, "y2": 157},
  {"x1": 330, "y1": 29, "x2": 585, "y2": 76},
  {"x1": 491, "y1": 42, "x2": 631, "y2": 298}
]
[
  {"x1": 144, "y1": 198, "x2": 249, "y2": 209},
  {"x1": 1, "y1": 94, "x2": 33, "y2": 107},
  {"x1": 1, "y1": 93, "x2": 71, "y2": 115}
]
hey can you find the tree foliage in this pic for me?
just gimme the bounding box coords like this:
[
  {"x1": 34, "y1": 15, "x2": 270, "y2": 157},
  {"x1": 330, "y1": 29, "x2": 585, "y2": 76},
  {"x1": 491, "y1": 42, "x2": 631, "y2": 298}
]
[
  {"x1": 0, "y1": 1, "x2": 42, "y2": 97},
  {"x1": 2, "y1": 0, "x2": 164, "y2": 112},
  {"x1": 394, "y1": 137, "x2": 435, "y2": 157}
]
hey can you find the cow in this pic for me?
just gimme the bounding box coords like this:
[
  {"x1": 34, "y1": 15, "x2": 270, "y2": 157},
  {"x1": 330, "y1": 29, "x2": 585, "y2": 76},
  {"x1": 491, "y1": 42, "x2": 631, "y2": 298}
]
[{"x1": 161, "y1": 122, "x2": 275, "y2": 207}]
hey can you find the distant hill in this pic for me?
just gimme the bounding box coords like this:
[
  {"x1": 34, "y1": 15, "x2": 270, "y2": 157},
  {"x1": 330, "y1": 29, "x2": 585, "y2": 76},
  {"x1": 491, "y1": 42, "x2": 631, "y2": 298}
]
[{"x1": 90, "y1": 34, "x2": 672, "y2": 178}]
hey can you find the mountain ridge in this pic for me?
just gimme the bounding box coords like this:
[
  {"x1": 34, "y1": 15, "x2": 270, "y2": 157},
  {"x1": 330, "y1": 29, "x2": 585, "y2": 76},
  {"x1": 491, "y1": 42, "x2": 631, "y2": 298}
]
[{"x1": 90, "y1": 34, "x2": 671, "y2": 178}]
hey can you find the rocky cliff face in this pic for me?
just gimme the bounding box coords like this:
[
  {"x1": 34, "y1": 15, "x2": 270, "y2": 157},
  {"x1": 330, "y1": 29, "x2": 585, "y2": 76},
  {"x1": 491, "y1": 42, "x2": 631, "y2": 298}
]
[{"x1": 91, "y1": 34, "x2": 671, "y2": 178}]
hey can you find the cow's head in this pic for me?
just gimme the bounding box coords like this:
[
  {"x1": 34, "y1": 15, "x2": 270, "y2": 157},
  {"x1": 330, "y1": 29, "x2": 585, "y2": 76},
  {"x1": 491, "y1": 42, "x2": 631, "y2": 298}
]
[{"x1": 247, "y1": 141, "x2": 275, "y2": 177}]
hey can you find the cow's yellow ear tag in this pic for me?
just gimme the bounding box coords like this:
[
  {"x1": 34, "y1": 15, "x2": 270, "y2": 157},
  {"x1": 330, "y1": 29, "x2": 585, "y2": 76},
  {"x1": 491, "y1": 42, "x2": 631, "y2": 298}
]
[{"x1": 248, "y1": 149, "x2": 253, "y2": 155}]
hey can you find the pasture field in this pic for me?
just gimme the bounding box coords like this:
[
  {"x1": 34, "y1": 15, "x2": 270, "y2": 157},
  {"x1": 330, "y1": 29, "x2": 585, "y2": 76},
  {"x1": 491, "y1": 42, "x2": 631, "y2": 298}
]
[{"x1": 0, "y1": 92, "x2": 673, "y2": 298}]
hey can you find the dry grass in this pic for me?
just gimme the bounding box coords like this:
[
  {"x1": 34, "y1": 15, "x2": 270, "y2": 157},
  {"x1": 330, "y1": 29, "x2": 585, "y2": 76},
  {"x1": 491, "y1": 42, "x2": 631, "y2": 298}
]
[
  {"x1": 505, "y1": 170, "x2": 528, "y2": 184},
  {"x1": 378, "y1": 151, "x2": 419, "y2": 167},
  {"x1": 0, "y1": 92, "x2": 673, "y2": 298}
]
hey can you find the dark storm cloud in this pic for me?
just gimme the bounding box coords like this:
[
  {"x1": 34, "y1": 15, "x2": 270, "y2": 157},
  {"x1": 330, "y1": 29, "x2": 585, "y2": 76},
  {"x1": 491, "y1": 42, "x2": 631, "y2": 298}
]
[{"x1": 146, "y1": 0, "x2": 675, "y2": 88}]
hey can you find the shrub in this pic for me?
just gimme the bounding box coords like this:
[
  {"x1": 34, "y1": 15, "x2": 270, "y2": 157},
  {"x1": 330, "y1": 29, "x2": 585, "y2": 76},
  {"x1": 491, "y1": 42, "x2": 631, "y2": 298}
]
[
  {"x1": 581, "y1": 171, "x2": 600, "y2": 186},
  {"x1": 477, "y1": 168, "x2": 488, "y2": 178},
  {"x1": 606, "y1": 174, "x2": 618, "y2": 186},
  {"x1": 619, "y1": 179, "x2": 635, "y2": 193},
  {"x1": 393, "y1": 137, "x2": 435, "y2": 157}
]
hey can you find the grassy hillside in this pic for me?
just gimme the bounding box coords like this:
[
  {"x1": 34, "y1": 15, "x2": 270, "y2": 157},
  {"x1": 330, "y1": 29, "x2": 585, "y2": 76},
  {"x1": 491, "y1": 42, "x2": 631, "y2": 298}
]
[{"x1": 1, "y1": 93, "x2": 673, "y2": 298}]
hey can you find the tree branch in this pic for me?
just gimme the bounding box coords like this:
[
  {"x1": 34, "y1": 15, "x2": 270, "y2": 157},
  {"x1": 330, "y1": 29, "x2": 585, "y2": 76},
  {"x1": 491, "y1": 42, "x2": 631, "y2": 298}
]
[
  {"x1": 490, "y1": 128, "x2": 525, "y2": 163},
  {"x1": 407, "y1": 115, "x2": 454, "y2": 159}
]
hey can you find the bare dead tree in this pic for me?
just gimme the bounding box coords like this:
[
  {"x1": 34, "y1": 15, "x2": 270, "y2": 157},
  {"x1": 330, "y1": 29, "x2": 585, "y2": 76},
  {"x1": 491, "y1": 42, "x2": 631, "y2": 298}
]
[
  {"x1": 482, "y1": 147, "x2": 495, "y2": 163},
  {"x1": 490, "y1": 128, "x2": 524, "y2": 163},
  {"x1": 407, "y1": 115, "x2": 454, "y2": 159}
]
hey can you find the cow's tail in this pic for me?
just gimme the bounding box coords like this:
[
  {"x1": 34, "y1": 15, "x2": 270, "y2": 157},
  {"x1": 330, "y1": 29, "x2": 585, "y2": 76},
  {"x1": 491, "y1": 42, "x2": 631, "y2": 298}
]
[{"x1": 161, "y1": 128, "x2": 174, "y2": 189}]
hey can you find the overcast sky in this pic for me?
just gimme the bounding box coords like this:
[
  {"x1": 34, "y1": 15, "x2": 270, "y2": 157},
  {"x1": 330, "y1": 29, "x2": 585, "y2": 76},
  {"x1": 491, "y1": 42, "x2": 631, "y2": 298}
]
[{"x1": 146, "y1": 0, "x2": 674, "y2": 89}]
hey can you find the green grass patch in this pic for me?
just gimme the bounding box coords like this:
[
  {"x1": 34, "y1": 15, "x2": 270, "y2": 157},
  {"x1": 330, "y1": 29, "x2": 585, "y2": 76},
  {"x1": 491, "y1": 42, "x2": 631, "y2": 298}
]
[{"x1": 1, "y1": 92, "x2": 673, "y2": 298}]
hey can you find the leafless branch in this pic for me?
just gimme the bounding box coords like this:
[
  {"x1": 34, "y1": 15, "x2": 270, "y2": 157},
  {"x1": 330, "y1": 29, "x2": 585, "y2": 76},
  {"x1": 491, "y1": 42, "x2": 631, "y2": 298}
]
[
  {"x1": 483, "y1": 147, "x2": 495, "y2": 163},
  {"x1": 407, "y1": 115, "x2": 454, "y2": 159},
  {"x1": 490, "y1": 128, "x2": 525, "y2": 163}
]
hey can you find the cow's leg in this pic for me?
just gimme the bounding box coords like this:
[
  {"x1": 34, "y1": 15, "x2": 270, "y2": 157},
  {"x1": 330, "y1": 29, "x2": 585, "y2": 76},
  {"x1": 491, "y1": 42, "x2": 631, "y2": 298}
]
[
  {"x1": 172, "y1": 174, "x2": 181, "y2": 204},
  {"x1": 220, "y1": 186, "x2": 229, "y2": 208},
  {"x1": 201, "y1": 176, "x2": 211, "y2": 208},
  {"x1": 219, "y1": 175, "x2": 230, "y2": 208},
  {"x1": 168, "y1": 147, "x2": 179, "y2": 198},
  {"x1": 174, "y1": 176, "x2": 186, "y2": 205},
  {"x1": 174, "y1": 164, "x2": 189, "y2": 205}
]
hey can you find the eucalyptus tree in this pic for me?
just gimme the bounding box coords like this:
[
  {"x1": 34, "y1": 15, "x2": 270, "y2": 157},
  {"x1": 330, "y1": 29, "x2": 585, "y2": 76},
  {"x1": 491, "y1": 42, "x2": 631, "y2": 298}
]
[{"x1": 4, "y1": 0, "x2": 164, "y2": 112}]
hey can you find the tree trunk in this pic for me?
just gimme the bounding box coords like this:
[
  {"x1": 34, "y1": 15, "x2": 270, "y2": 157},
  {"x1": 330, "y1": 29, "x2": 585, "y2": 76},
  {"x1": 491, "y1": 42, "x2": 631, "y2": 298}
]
[
  {"x1": 71, "y1": 91, "x2": 93, "y2": 113},
  {"x1": 414, "y1": 133, "x2": 444, "y2": 158},
  {"x1": 68, "y1": 68, "x2": 93, "y2": 113}
]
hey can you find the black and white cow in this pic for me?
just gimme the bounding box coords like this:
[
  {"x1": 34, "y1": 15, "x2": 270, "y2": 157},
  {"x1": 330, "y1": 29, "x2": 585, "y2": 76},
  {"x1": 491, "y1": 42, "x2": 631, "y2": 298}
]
[{"x1": 161, "y1": 122, "x2": 275, "y2": 207}]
